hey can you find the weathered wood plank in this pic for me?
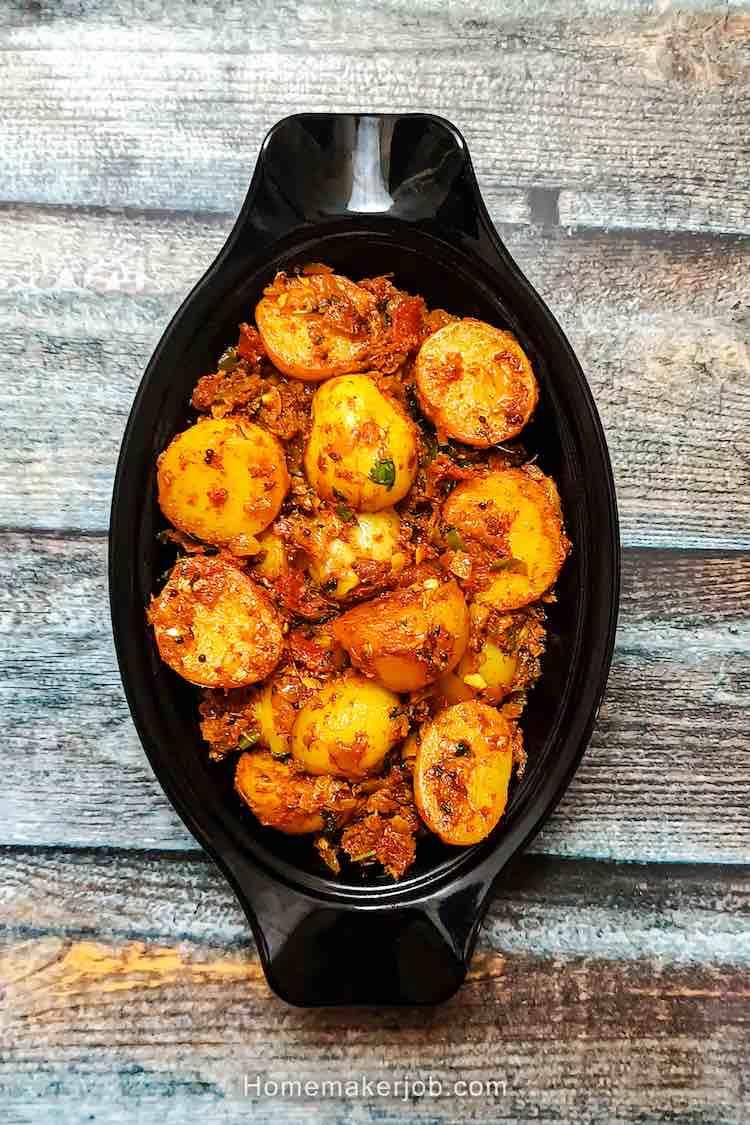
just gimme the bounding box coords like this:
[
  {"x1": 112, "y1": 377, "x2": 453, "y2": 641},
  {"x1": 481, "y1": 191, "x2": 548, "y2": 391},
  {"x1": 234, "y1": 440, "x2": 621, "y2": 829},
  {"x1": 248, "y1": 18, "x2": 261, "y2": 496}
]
[
  {"x1": 1, "y1": 204, "x2": 748, "y2": 547},
  {"x1": 0, "y1": 850, "x2": 748, "y2": 1124},
  {"x1": 1, "y1": 934, "x2": 748, "y2": 1121},
  {"x1": 6, "y1": 0, "x2": 747, "y2": 47},
  {"x1": 0, "y1": 532, "x2": 747, "y2": 859},
  {"x1": 1, "y1": 3, "x2": 749, "y2": 233},
  {"x1": 2, "y1": 847, "x2": 749, "y2": 965}
]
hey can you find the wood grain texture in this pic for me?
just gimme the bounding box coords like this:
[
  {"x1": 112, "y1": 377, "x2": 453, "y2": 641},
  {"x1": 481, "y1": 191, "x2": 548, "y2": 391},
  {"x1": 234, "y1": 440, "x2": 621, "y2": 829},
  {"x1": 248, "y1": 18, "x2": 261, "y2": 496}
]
[
  {"x1": 1, "y1": 204, "x2": 748, "y2": 546},
  {"x1": 2, "y1": 941, "x2": 747, "y2": 1124},
  {"x1": 2, "y1": 847, "x2": 749, "y2": 965},
  {"x1": 1, "y1": 2, "x2": 749, "y2": 233},
  {"x1": 1, "y1": 3, "x2": 749, "y2": 1120},
  {"x1": 1, "y1": 532, "x2": 747, "y2": 860},
  {"x1": 1, "y1": 957, "x2": 748, "y2": 1124},
  {"x1": 0, "y1": 849, "x2": 748, "y2": 1125}
]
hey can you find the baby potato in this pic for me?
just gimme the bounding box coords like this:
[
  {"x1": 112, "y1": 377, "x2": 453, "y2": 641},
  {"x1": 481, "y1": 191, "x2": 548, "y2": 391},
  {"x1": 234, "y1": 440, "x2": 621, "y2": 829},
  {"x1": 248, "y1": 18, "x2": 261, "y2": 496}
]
[
  {"x1": 304, "y1": 375, "x2": 418, "y2": 511},
  {"x1": 252, "y1": 665, "x2": 316, "y2": 759},
  {"x1": 460, "y1": 641, "x2": 516, "y2": 698},
  {"x1": 415, "y1": 318, "x2": 538, "y2": 446},
  {"x1": 291, "y1": 673, "x2": 406, "y2": 780},
  {"x1": 413, "y1": 701, "x2": 521, "y2": 845},
  {"x1": 235, "y1": 750, "x2": 357, "y2": 835},
  {"x1": 333, "y1": 568, "x2": 470, "y2": 692},
  {"x1": 458, "y1": 606, "x2": 546, "y2": 702},
  {"x1": 443, "y1": 466, "x2": 569, "y2": 611},
  {"x1": 157, "y1": 417, "x2": 290, "y2": 550},
  {"x1": 148, "y1": 555, "x2": 283, "y2": 688},
  {"x1": 294, "y1": 507, "x2": 407, "y2": 599},
  {"x1": 255, "y1": 271, "x2": 380, "y2": 381}
]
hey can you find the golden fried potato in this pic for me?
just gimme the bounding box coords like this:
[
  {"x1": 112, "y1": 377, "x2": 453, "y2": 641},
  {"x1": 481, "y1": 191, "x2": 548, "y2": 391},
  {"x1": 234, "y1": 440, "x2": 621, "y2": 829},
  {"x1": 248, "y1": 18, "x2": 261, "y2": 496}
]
[
  {"x1": 251, "y1": 666, "x2": 314, "y2": 759},
  {"x1": 157, "y1": 417, "x2": 290, "y2": 550},
  {"x1": 415, "y1": 318, "x2": 538, "y2": 446},
  {"x1": 291, "y1": 673, "x2": 406, "y2": 780},
  {"x1": 285, "y1": 507, "x2": 407, "y2": 599},
  {"x1": 235, "y1": 751, "x2": 357, "y2": 835},
  {"x1": 148, "y1": 555, "x2": 283, "y2": 688},
  {"x1": 413, "y1": 701, "x2": 520, "y2": 845},
  {"x1": 333, "y1": 567, "x2": 470, "y2": 692},
  {"x1": 443, "y1": 466, "x2": 569, "y2": 610},
  {"x1": 458, "y1": 606, "x2": 546, "y2": 702},
  {"x1": 255, "y1": 271, "x2": 380, "y2": 381},
  {"x1": 304, "y1": 375, "x2": 418, "y2": 511},
  {"x1": 427, "y1": 671, "x2": 476, "y2": 710}
]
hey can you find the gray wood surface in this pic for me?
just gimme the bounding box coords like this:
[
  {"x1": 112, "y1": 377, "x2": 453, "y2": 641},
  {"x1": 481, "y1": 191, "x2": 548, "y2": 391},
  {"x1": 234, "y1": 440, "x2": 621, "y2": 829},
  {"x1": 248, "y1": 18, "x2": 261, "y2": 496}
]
[
  {"x1": 1, "y1": 848, "x2": 748, "y2": 1124},
  {"x1": 2, "y1": 1, "x2": 750, "y2": 1122},
  {"x1": 1, "y1": 2, "x2": 749, "y2": 234},
  {"x1": 2, "y1": 533, "x2": 748, "y2": 860},
  {"x1": 1, "y1": 205, "x2": 748, "y2": 546}
]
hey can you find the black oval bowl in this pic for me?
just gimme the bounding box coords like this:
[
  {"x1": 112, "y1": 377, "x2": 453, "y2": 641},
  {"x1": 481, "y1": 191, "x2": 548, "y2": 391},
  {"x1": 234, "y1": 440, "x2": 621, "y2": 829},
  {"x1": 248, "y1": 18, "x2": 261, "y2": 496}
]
[{"x1": 109, "y1": 113, "x2": 619, "y2": 1006}]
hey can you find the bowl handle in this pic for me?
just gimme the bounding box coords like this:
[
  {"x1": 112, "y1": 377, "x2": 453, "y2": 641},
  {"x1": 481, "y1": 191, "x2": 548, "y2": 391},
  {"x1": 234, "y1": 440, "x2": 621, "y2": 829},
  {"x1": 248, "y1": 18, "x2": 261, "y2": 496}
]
[
  {"x1": 225, "y1": 856, "x2": 491, "y2": 1006},
  {"x1": 220, "y1": 112, "x2": 506, "y2": 261}
]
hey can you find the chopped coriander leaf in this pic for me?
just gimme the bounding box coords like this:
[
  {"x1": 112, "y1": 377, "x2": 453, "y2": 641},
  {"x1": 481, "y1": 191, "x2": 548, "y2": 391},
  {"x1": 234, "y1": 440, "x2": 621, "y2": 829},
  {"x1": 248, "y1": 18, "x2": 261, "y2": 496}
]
[
  {"x1": 336, "y1": 503, "x2": 355, "y2": 522},
  {"x1": 423, "y1": 433, "x2": 438, "y2": 461},
  {"x1": 491, "y1": 557, "x2": 529, "y2": 575},
  {"x1": 332, "y1": 486, "x2": 347, "y2": 501},
  {"x1": 445, "y1": 527, "x2": 464, "y2": 551},
  {"x1": 217, "y1": 346, "x2": 239, "y2": 372},
  {"x1": 368, "y1": 458, "x2": 396, "y2": 489},
  {"x1": 454, "y1": 740, "x2": 471, "y2": 757},
  {"x1": 236, "y1": 731, "x2": 260, "y2": 751}
]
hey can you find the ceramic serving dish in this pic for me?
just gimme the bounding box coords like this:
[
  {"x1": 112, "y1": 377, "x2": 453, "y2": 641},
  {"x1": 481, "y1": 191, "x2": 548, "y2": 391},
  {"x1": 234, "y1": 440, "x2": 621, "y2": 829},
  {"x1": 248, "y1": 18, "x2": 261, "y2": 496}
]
[{"x1": 109, "y1": 112, "x2": 619, "y2": 1006}]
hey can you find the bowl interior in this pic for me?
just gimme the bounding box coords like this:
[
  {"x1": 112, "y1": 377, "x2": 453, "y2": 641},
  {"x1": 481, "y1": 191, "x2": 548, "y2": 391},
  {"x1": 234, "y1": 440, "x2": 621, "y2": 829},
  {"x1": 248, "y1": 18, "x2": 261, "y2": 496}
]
[{"x1": 114, "y1": 225, "x2": 599, "y2": 895}]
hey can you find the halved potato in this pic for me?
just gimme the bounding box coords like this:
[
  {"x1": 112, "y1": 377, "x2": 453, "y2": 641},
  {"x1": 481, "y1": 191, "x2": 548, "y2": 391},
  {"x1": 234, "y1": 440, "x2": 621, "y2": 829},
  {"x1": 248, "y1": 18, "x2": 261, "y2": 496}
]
[
  {"x1": 148, "y1": 555, "x2": 283, "y2": 688},
  {"x1": 443, "y1": 466, "x2": 569, "y2": 610},
  {"x1": 285, "y1": 507, "x2": 407, "y2": 599},
  {"x1": 413, "y1": 701, "x2": 520, "y2": 845},
  {"x1": 157, "y1": 417, "x2": 290, "y2": 550},
  {"x1": 235, "y1": 750, "x2": 357, "y2": 835},
  {"x1": 333, "y1": 567, "x2": 470, "y2": 692},
  {"x1": 291, "y1": 673, "x2": 406, "y2": 780},
  {"x1": 415, "y1": 318, "x2": 538, "y2": 446},
  {"x1": 255, "y1": 271, "x2": 380, "y2": 381},
  {"x1": 458, "y1": 606, "x2": 546, "y2": 702},
  {"x1": 304, "y1": 374, "x2": 418, "y2": 511}
]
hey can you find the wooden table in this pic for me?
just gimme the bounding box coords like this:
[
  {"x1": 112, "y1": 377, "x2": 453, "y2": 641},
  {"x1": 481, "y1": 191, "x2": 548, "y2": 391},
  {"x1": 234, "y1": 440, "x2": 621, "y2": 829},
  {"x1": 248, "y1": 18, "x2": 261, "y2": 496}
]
[{"x1": 1, "y1": 2, "x2": 748, "y2": 1122}]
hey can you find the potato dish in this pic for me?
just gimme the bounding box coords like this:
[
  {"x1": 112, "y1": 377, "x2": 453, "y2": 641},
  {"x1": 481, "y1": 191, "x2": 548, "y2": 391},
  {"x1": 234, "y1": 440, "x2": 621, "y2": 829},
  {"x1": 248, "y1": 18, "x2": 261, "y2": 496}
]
[{"x1": 148, "y1": 264, "x2": 570, "y2": 879}]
